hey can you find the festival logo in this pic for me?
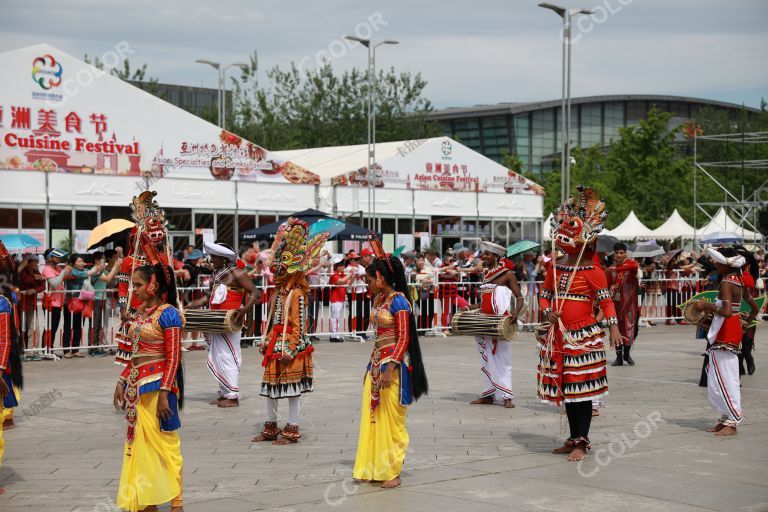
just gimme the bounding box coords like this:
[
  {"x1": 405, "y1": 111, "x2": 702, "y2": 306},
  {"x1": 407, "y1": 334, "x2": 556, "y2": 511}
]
[
  {"x1": 32, "y1": 54, "x2": 63, "y2": 90},
  {"x1": 441, "y1": 140, "x2": 452, "y2": 156}
]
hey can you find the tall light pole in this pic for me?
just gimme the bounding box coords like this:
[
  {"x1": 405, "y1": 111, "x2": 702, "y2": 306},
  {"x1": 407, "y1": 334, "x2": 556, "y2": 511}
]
[
  {"x1": 345, "y1": 36, "x2": 399, "y2": 231},
  {"x1": 538, "y1": 3, "x2": 593, "y2": 203},
  {"x1": 195, "y1": 59, "x2": 248, "y2": 129}
]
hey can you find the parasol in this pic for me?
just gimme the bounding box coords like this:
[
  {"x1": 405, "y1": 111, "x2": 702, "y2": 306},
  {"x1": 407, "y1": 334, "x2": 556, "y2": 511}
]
[
  {"x1": 631, "y1": 243, "x2": 665, "y2": 258},
  {"x1": 0, "y1": 233, "x2": 43, "y2": 252},
  {"x1": 506, "y1": 240, "x2": 540, "y2": 257},
  {"x1": 596, "y1": 234, "x2": 620, "y2": 254},
  {"x1": 700, "y1": 231, "x2": 744, "y2": 244},
  {"x1": 87, "y1": 219, "x2": 135, "y2": 250}
]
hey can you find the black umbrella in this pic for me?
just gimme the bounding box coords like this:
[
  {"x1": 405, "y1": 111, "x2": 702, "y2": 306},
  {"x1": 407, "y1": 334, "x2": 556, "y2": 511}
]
[
  {"x1": 597, "y1": 234, "x2": 620, "y2": 253},
  {"x1": 240, "y1": 209, "x2": 375, "y2": 242}
]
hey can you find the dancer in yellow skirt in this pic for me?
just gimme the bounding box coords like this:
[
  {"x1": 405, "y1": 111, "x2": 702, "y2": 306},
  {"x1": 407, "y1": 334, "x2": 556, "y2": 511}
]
[
  {"x1": 353, "y1": 243, "x2": 428, "y2": 488},
  {"x1": 114, "y1": 263, "x2": 184, "y2": 512}
]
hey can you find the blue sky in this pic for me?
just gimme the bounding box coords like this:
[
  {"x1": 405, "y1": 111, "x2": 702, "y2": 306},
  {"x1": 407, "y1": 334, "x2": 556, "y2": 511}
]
[{"x1": 3, "y1": 0, "x2": 767, "y2": 109}]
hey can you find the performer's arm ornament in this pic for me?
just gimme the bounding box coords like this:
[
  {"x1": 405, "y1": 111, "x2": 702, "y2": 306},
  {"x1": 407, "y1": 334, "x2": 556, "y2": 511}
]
[
  {"x1": 0, "y1": 306, "x2": 10, "y2": 370},
  {"x1": 158, "y1": 307, "x2": 183, "y2": 391}
]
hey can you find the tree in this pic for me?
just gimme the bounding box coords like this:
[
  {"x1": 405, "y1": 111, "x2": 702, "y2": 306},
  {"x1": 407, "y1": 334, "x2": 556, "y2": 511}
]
[
  {"x1": 83, "y1": 55, "x2": 162, "y2": 97},
  {"x1": 228, "y1": 55, "x2": 443, "y2": 150}
]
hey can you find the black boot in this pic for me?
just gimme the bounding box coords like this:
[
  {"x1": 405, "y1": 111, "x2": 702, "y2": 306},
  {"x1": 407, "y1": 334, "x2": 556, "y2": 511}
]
[
  {"x1": 623, "y1": 345, "x2": 635, "y2": 366},
  {"x1": 611, "y1": 346, "x2": 623, "y2": 366}
]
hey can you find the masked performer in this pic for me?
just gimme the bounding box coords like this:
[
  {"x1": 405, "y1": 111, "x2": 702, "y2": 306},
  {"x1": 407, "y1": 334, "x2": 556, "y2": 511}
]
[
  {"x1": 115, "y1": 191, "x2": 169, "y2": 367},
  {"x1": 467, "y1": 241, "x2": 523, "y2": 408},
  {"x1": 252, "y1": 218, "x2": 327, "y2": 445},
  {"x1": 538, "y1": 186, "x2": 624, "y2": 462},
  {"x1": 606, "y1": 242, "x2": 640, "y2": 366},
  {"x1": 692, "y1": 248, "x2": 758, "y2": 436},
  {"x1": 352, "y1": 241, "x2": 428, "y2": 488},
  {"x1": 0, "y1": 242, "x2": 23, "y2": 495},
  {"x1": 186, "y1": 241, "x2": 256, "y2": 408},
  {"x1": 114, "y1": 263, "x2": 184, "y2": 512}
]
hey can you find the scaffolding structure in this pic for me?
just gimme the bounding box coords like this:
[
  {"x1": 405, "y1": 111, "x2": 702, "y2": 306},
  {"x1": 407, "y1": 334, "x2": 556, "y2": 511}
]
[{"x1": 693, "y1": 131, "x2": 768, "y2": 245}]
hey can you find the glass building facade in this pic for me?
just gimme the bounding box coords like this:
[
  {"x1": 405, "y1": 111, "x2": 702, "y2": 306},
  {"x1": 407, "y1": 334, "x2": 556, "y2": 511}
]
[{"x1": 431, "y1": 95, "x2": 752, "y2": 177}]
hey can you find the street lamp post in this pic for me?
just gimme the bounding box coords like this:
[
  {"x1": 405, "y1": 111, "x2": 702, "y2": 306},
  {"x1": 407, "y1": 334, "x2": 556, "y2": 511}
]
[
  {"x1": 538, "y1": 3, "x2": 593, "y2": 203},
  {"x1": 195, "y1": 59, "x2": 248, "y2": 129},
  {"x1": 345, "y1": 36, "x2": 399, "y2": 231}
]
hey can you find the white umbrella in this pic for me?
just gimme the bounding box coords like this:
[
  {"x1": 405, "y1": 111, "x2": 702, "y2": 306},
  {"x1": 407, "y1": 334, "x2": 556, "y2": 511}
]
[{"x1": 700, "y1": 231, "x2": 744, "y2": 244}]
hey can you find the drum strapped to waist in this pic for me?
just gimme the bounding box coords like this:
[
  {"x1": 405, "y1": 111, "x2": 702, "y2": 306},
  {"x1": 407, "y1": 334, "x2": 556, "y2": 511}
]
[
  {"x1": 682, "y1": 302, "x2": 750, "y2": 330},
  {"x1": 451, "y1": 310, "x2": 517, "y2": 340},
  {"x1": 183, "y1": 309, "x2": 243, "y2": 333}
]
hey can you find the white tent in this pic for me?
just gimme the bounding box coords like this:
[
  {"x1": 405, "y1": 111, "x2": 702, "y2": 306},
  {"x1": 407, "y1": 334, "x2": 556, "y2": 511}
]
[
  {"x1": 543, "y1": 213, "x2": 553, "y2": 240},
  {"x1": 696, "y1": 208, "x2": 763, "y2": 241},
  {"x1": 649, "y1": 209, "x2": 696, "y2": 239},
  {"x1": 608, "y1": 210, "x2": 654, "y2": 240},
  {"x1": 277, "y1": 136, "x2": 545, "y2": 218}
]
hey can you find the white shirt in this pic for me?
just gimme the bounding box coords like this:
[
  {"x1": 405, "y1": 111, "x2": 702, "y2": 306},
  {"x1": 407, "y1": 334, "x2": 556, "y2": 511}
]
[{"x1": 346, "y1": 264, "x2": 366, "y2": 293}]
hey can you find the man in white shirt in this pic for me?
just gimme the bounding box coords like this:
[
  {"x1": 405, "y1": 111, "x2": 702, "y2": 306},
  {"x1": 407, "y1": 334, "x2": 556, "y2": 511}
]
[{"x1": 345, "y1": 252, "x2": 369, "y2": 337}]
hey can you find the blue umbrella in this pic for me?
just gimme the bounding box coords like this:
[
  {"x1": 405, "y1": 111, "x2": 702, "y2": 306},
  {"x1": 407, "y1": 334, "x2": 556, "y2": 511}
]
[
  {"x1": 506, "y1": 240, "x2": 540, "y2": 257},
  {"x1": 0, "y1": 233, "x2": 42, "y2": 251},
  {"x1": 309, "y1": 218, "x2": 346, "y2": 239},
  {"x1": 701, "y1": 231, "x2": 744, "y2": 244}
]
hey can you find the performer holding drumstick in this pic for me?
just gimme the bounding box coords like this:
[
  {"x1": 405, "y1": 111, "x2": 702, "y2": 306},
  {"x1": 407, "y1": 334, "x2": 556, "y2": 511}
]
[
  {"x1": 186, "y1": 241, "x2": 257, "y2": 408},
  {"x1": 464, "y1": 241, "x2": 524, "y2": 409}
]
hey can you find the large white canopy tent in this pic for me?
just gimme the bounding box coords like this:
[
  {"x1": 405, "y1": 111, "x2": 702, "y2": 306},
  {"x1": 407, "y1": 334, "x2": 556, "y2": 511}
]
[
  {"x1": 649, "y1": 209, "x2": 696, "y2": 239},
  {"x1": 606, "y1": 210, "x2": 654, "y2": 240},
  {"x1": 696, "y1": 208, "x2": 763, "y2": 241}
]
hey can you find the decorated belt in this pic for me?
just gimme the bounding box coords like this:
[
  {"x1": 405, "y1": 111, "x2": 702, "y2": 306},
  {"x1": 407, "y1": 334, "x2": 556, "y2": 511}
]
[{"x1": 262, "y1": 323, "x2": 292, "y2": 366}]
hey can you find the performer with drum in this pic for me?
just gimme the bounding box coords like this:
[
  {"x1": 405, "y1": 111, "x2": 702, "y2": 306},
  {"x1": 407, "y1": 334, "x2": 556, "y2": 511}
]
[
  {"x1": 186, "y1": 241, "x2": 256, "y2": 408},
  {"x1": 465, "y1": 241, "x2": 524, "y2": 409},
  {"x1": 691, "y1": 247, "x2": 758, "y2": 436},
  {"x1": 606, "y1": 242, "x2": 640, "y2": 366}
]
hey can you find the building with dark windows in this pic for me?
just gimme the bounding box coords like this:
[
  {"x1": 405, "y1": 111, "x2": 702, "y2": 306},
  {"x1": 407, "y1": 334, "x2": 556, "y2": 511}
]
[
  {"x1": 127, "y1": 80, "x2": 230, "y2": 118},
  {"x1": 428, "y1": 95, "x2": 760, "y2": 176}
]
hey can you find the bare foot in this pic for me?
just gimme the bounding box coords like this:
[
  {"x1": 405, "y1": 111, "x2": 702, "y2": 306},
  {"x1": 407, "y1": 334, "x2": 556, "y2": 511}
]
[
  {"x1": 209, "y1": 397, "x2": 223, "y2": 405},
  {"x1": 592, "y1": 409, "x2": 600, "y2": 417},
  {"x1": 706, "y1": 423, "x2": 724, "y2": 433},
  {"x1": 714, "y1": 426, "x2": 737, "y2": 436},
  {"x1": 353, "y1": 478, "x2": 372, "y2": 483},
  {"x1": 218, "y1": 398, "x2": 239, "y2": 408},
  {"x1": 170, "y1": 507, "x2": 184, "y2": 512},
  {"x1": 470, "y1": 396, "x2": 493, "y2": 405},
  {"x1": 0, "y1": 487, "x2": 5, "y2": 494},
  {"x1": 551, "y1": 443, "x2": 575, "y2": 455},
  {"x1": 381, "y1": 477, "x2": 401, "y2": 489},
  {"x1": 567, "y1": 447, "x2": 588, "y2": 461},
  {"x1": 3, "y1": 418, "x2": 16, "y2": 430},
  {"x1": 503, "y1": 399, "x2": 515, "y2": 408},
  {"x1": 139, "y1": 506, "x2": 158, "y2": 512}
]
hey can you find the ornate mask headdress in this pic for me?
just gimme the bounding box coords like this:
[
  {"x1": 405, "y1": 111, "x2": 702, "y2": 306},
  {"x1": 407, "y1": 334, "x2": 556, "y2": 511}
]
[
  {"x1": 130, "y1": 191, "x2": 167, "y2": 249},
  {"x1": 550, "y1": 185, "x2": 607, "y2": 255},
  {"x1": 270, "y1": 217, "x2": 329, "y2": 279}
]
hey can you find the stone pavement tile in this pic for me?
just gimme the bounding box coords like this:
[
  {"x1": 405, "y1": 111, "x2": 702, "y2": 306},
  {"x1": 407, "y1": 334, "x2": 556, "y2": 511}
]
[
  {"x1": 405, "y1": 472, "x2": 712, "y2": 512},
  {"x1": 517, "y1": 459, "x2": 765, "y2": 511},
  {"x1": 182, "y1": 497, "x2": 269, "y2": 512}
]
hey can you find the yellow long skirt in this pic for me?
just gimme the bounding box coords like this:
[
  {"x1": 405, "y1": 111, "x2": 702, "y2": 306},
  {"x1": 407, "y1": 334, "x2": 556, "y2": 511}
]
[
  {"x1": 1, "y1": 386, "x2": 20, "y2": 423},
  {"x1": 352, "y1": 370, "x2": 409, "y2": 481},
  {"x1": 116, "y1": 391, "x2": 183, "y2": 511}
]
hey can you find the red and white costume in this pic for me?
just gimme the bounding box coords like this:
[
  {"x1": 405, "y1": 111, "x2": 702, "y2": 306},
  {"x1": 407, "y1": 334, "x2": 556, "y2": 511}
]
[
  {"x1": 476, "y1": 264, "x2": 514, "y2": 403},
  {"x1": 707, "y1": 269, "x2": 744, "y2": 428}
]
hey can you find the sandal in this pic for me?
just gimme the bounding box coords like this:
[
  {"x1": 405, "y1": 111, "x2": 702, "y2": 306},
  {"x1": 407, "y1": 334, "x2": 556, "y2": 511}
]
[
  {"x1": 273, "y1": 424, "x2": 301, "y2": 445},
  {"x1": 251, "y1": 421, "x2": 280, "y2": 442}
]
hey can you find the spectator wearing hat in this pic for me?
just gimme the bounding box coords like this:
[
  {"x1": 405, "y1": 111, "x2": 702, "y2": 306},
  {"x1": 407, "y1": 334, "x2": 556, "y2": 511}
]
[
  {"x1": 329, "y1": 260, "x2": 353, "y2": 342},
  {"x1": 17, "y1": 254, "x2": 45, "y2": 359}
]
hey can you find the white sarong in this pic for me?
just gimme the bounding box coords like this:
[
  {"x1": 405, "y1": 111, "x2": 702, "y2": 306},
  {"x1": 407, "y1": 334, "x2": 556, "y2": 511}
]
[
  {"x1": 207, "y1": 331, "x2": 242, "y2": 399},
  {"x1": 476, "y1": 285, "x2": 514, "y2": 402},
  {"x1": 707, "y1": 348, "x2": 742, "y2": 426}
]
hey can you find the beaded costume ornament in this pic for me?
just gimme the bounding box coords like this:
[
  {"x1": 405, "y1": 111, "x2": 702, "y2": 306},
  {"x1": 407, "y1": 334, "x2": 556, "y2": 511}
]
[
  {"x1": 550, "y1": 185, "x2": 607, "y2": 255},
  {"x1": 270, "y1": 217, "x2": 329, "y2": 278}
]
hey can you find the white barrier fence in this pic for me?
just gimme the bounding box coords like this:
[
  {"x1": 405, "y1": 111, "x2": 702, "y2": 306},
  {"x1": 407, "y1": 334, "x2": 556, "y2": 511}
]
[{"x1": 17, "y1": 273, "x2": 713, "y2": 359}]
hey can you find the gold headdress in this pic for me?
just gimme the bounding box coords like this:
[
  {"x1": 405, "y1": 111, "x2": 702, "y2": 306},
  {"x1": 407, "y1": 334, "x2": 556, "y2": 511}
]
[{"x1": 270, "y1": 217, "x2": 329, "y2": 278}]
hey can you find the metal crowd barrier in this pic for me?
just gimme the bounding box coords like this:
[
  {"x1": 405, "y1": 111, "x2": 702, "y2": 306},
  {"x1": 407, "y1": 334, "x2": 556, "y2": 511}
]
[{"x1": 19, "y1": 272, "x2": 718, "y2": 359}]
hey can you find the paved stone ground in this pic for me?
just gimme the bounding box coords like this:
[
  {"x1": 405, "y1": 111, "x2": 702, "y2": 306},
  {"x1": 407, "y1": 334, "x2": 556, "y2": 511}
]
[{"x1": 1, "y1": 325, "x2": 767, "y2": 511}]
